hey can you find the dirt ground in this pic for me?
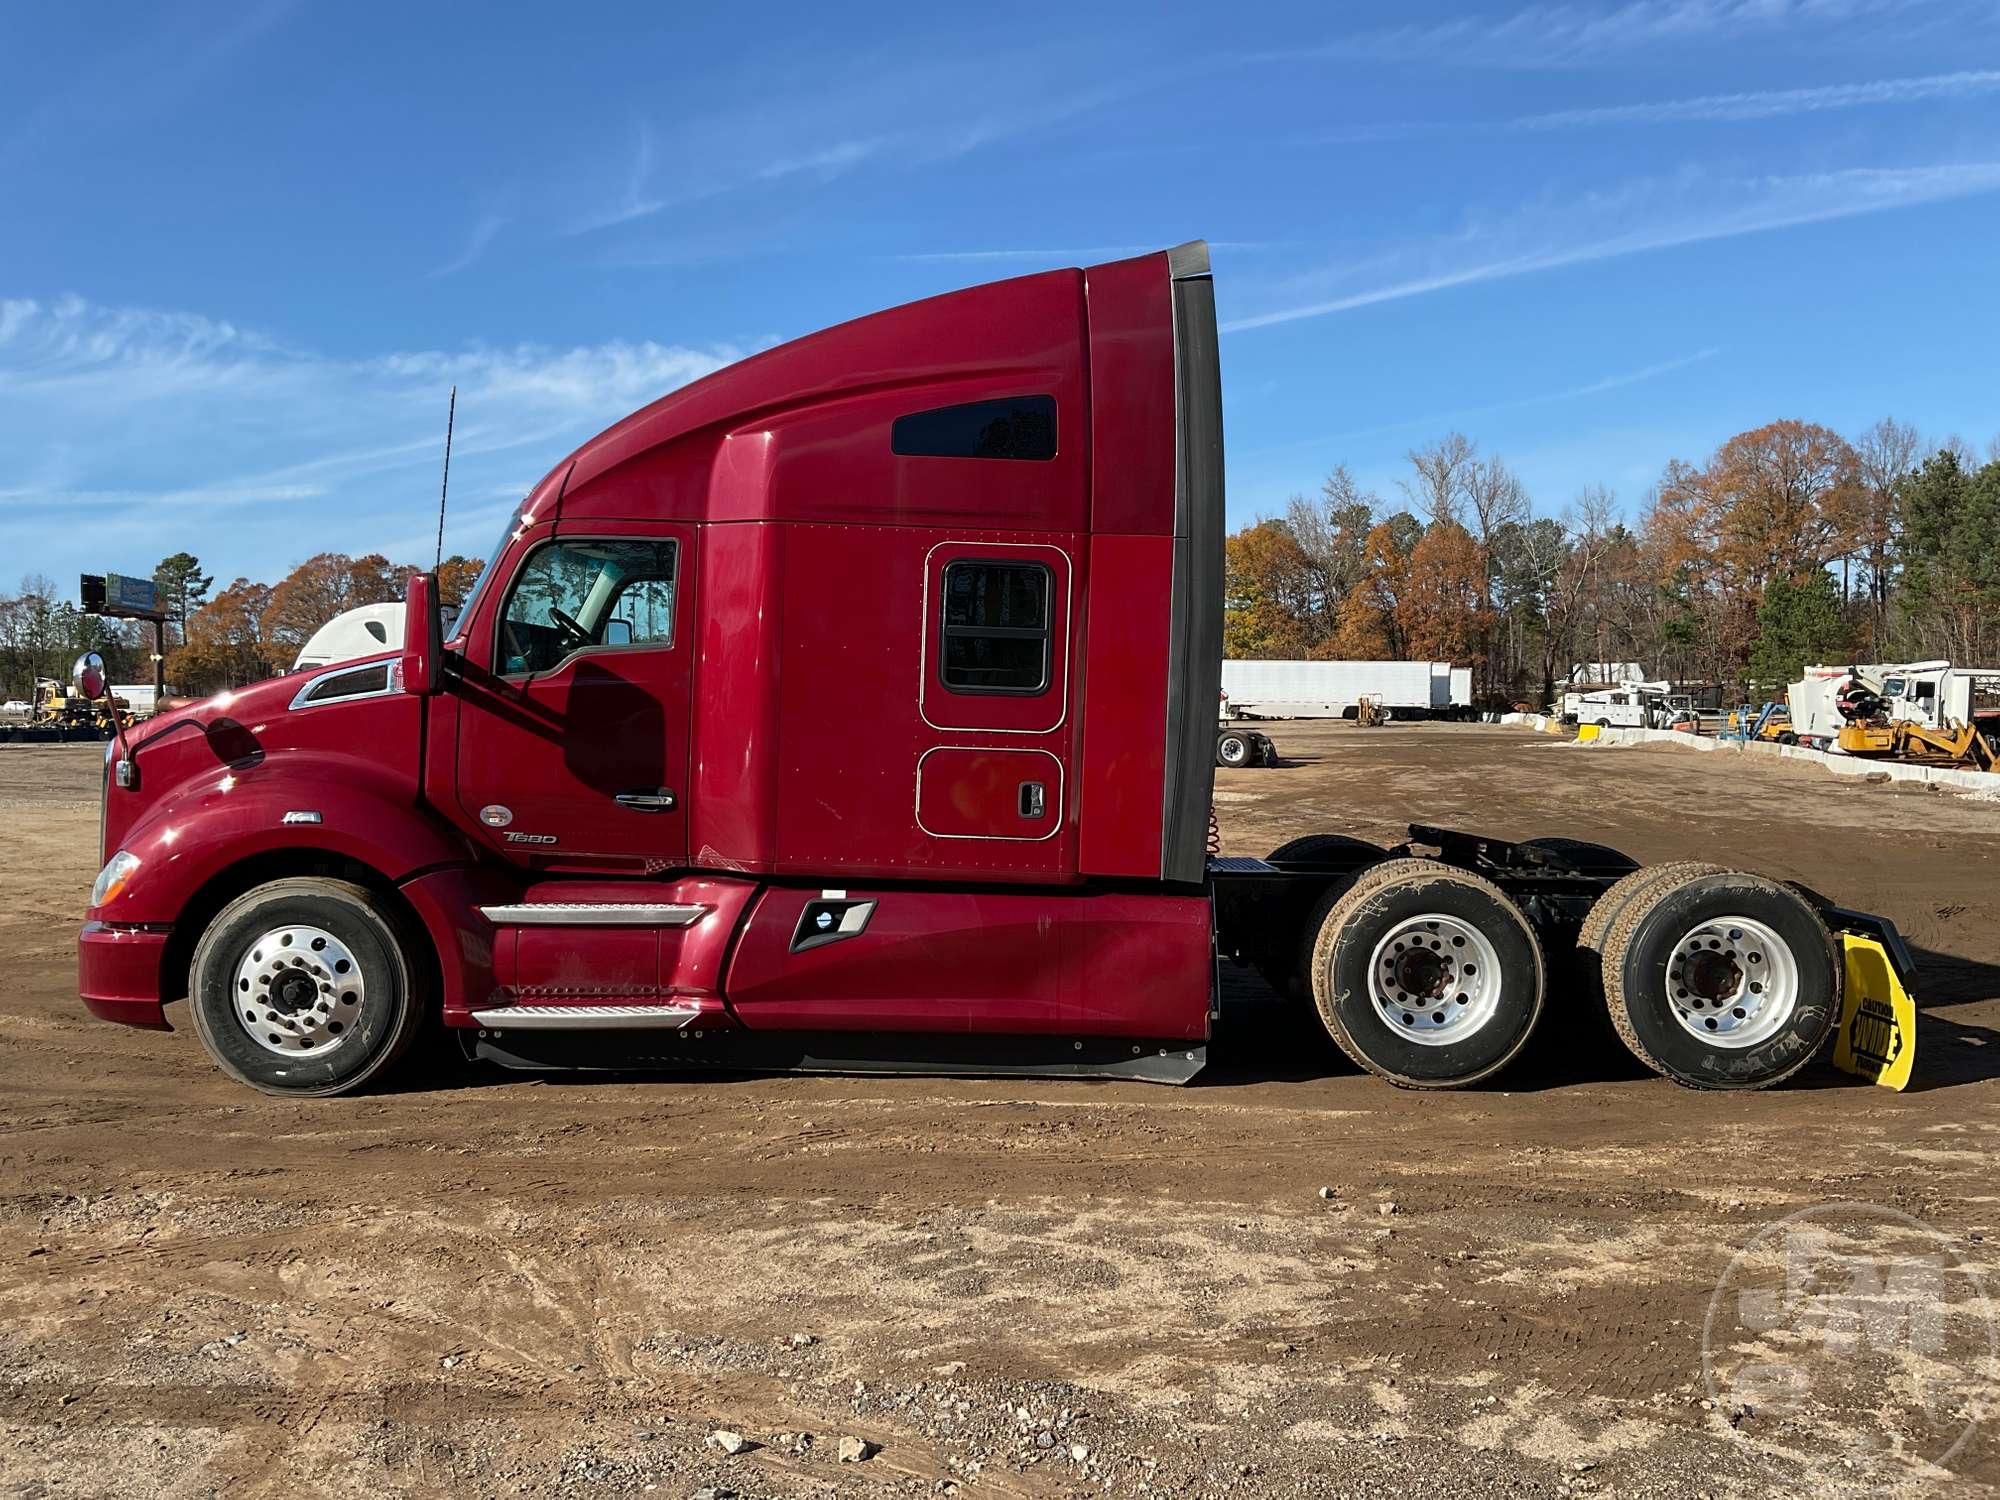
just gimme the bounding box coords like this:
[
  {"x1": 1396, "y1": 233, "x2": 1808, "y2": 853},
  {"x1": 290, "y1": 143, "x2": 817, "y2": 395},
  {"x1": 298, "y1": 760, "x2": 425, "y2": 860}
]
[{"x1": 3, "y1": 724, "x2": 1998, "y2": 1499}]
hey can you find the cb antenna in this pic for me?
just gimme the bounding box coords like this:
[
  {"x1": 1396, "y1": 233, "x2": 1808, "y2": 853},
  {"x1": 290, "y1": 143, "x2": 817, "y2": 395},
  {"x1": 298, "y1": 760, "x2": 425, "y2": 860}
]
[{"x1": 433, "y1": 384, "x2": 456, "y2": 572}]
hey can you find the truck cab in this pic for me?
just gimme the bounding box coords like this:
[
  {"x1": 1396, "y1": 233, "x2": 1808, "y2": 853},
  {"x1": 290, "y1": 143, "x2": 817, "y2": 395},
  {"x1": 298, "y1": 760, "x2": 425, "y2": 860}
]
[{"x1": 78, "y1": 244, "x2": 1230, "y2": 1093}]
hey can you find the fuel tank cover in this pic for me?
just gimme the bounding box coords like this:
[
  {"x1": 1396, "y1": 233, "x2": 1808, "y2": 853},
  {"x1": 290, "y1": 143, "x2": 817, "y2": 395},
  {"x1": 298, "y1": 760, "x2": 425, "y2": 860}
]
[{"x1": 790, "y1": 899, "x2": 877, "y2": 954}]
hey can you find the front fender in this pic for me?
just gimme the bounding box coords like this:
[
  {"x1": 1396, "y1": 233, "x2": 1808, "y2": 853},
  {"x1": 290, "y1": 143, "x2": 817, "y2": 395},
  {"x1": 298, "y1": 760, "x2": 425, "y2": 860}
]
[{"x1": 89, "y1": 752, "x2": 480, "y2": 926}]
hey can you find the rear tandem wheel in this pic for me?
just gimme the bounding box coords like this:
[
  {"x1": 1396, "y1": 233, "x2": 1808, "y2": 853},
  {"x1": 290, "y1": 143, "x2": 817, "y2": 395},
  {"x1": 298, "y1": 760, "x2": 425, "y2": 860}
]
[
  {"x1": 1303, "y1": 858, "x2": 1546, "y2": 1088},
  {"x1": 1595, "y1": 868, "x2": 1840, "y2": 1090}
]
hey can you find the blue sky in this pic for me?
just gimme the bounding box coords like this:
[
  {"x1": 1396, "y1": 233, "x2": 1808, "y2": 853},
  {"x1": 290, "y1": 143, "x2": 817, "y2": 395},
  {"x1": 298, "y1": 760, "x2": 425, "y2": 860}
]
[{"x1": 4, "y1": 0, "x2": 1998, "y2": 593}]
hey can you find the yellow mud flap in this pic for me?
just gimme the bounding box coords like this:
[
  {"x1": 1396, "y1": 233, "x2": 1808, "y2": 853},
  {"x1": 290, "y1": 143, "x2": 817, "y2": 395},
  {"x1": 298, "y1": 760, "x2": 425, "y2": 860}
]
[
  {"x1": 1576, "y1": 723, "x2": 1601, "y2": 743},
  {"x1": 1834, "y1": 934, "x2": 1916, "y2": 1090}
]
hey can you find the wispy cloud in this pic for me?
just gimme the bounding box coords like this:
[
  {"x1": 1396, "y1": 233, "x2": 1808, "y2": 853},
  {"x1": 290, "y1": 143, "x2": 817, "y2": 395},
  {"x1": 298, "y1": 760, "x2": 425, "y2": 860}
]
[
  {"x1": 755, "y1": 137, "x2": 892, "y2": 183},
  {"x1": 1294, "y1": 67, "x2": 2000, "y2": 144},
  {"x1": 566, "y1": 123, "x2": 675, "y2": 236},
  {"x1": 1256, "y1": 0, "x2": 1979, "y2": 69},
  {"x1": 894, "y1": 246, "x2": 1157, "y2": 264},
  {"x1": 894, "y1": 239, "x2": 1290, "y2": 265},
  {"x1": 0, "y1": 295, "x2": 740, "y2": 580},
  {"x1": 2, "y1": 1, "x2": 299, "y2": 165},
  {"x1": 1241, "y1": 348, "x2": 1723, "y2": 458},
  {"x1": 1223, "y1": 161, "x2": 2000, "y2": 331},
  {"x1": 429, "y1": 213, "x2": 510, "y2": 279},
  {"x1": 564, "y1": 58, "x2": 1185, "y2": 239},
  {"x1": 1514, "y1": 66, "x2": 2000, "y2": 126}
]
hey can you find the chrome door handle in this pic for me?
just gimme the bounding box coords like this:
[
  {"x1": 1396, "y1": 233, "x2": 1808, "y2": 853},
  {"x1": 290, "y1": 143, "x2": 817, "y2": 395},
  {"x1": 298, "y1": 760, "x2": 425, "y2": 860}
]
[{"x1": 614, "y1": 789, "x2": 678, "y2": 812}]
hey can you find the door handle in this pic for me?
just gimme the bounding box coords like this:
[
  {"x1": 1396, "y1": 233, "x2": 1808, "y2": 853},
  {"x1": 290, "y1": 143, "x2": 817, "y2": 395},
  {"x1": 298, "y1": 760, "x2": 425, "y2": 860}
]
[
  {"x1": 614, "y1": 788, "x2": 678, "y2": 812},
  {"x1": 1018, "y1": 781, "x2": 1046, "y2": 819}
]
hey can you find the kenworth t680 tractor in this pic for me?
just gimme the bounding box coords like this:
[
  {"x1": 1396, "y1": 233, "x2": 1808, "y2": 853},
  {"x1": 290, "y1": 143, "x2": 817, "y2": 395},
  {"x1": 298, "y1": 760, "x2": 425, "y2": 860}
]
[{"x1": 75, "y1": 243, "x2": 1914, "y2": 1096}]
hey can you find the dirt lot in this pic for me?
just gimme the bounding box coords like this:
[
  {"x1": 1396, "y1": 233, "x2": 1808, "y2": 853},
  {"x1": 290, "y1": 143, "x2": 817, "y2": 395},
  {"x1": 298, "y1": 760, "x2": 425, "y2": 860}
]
[{"x1": 3, "y1": 725, "x2": 1998, "y2": 1499}]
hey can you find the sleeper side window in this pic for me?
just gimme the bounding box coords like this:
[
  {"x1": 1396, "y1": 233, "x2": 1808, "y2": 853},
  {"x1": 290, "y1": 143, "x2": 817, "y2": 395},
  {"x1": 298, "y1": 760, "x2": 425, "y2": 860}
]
[
  {"x1": 497, "y1": 539, "x2": 677, "y2": 676},
  {"x1": 939, "y1": 561, "x2": 1051, "y2": 695},
  {"x1": 893, "y1": 396, "x2": 1057, "y2": 461}
]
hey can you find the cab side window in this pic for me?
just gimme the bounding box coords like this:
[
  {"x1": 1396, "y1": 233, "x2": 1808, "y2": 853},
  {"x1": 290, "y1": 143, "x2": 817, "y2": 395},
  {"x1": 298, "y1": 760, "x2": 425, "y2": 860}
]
[
  {"x1": 939, "y1": 560, "x2": 1050, "y2": 695},
  {"x1": 498, "y1": 539, "x2": 677, "y2": 676}
]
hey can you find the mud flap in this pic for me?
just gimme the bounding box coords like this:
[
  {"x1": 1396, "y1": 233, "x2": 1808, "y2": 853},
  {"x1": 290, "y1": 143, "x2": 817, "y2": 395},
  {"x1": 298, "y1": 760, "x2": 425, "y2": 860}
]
[{"x1": 1833, "y1": 933, "x2": 1916, "y2": 1091}]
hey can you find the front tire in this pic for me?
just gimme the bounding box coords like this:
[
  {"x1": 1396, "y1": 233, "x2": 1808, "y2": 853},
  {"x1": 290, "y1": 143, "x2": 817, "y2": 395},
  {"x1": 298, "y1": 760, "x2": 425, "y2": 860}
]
[
  {"x1": 1217, "y1": 731, "x2": 1253, "y2": 768},
  {"x1": 1306, "y1": 859, "x2": 1545, "y2": 1088},
  {"x1": 188, "y1": 877, "x2": 428, "y2": 1097}
]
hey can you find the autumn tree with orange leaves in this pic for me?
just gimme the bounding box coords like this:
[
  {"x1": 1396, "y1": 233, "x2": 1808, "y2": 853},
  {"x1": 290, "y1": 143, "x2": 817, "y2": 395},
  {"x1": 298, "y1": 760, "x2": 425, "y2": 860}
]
[{"x1": 1223, "y1": 415, "x2": 1996, "y2": 705}]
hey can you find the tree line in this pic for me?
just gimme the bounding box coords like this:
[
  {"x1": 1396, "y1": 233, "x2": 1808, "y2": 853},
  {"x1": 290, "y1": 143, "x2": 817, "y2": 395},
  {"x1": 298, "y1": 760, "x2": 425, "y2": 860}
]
[
  {"x1": 1226, "y1": 420, "x2": 2000, "y2": 708},
  {"x1": 0, "y1": 551, "x2": 481, "y2": 700}
]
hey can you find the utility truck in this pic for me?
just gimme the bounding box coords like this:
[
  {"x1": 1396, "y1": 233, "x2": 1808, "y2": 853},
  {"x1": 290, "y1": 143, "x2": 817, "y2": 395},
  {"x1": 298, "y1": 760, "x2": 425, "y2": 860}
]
[
  {"x1": 74, "y1": 244, "x2": 1913, "y2": 1096},
  {"x1": 1560, "y1": 681, "x2": 1674, "y2": 729}
]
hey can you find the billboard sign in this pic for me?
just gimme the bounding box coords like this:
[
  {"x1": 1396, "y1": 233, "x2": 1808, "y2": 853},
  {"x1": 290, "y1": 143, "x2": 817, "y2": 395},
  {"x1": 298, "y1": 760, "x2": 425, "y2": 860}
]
[{"x1": 79, "y1": 572, "x2": 162, "y2": 618}]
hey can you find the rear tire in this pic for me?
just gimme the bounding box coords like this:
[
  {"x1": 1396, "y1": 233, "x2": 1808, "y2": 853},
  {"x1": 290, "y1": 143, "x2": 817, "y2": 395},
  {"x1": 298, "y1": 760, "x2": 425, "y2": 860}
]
[
  {"x1": 1305, "y1": 859, "x2": 1545, "y2": 1088},
  {"x1": 188, "y1": 877, "x2": 428, "y2": 1098},
  {"x1": 1599, "y1": 869, "x2": 1839, "y2": 1090}
]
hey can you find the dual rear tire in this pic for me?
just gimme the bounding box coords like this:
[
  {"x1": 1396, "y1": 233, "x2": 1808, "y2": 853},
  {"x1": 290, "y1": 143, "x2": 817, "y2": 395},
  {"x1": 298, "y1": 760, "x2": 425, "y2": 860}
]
[
  {"x1": 1579, "y1": 865, "x2": 1839, "y2": 1089},
  {"x1": 1297, "y1": 855, "x2": 1841, "y2": 1091}
]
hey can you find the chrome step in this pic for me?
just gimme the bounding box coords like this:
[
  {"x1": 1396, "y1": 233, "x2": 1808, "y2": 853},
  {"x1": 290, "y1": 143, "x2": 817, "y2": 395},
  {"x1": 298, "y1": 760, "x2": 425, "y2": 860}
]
[
  {"x1": 478, "y1": 903, "x2": 708, "y2": 927},
  {"x1": 470, "y1": 1003, "x2": 704, "y2": 1030}
]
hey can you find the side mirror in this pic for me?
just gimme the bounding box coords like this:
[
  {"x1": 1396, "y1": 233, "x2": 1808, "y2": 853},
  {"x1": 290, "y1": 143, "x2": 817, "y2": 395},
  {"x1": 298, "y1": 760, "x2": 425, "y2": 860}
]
[
  {"x1": 603, "y1": 618, "x2": 633, "y2": 646},
  {"x1": 400, "y1": 573, "x2": 446, "y2": 696},
  {"x1": 72, "y1": 651, "x2": 107, "y2": 703}
]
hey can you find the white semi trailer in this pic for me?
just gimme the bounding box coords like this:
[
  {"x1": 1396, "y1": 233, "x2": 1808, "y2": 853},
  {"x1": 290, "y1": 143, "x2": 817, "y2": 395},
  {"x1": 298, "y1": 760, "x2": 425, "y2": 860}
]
[{"x1": 1221, "y1": 660, "x2": 1471, "y2": 720}]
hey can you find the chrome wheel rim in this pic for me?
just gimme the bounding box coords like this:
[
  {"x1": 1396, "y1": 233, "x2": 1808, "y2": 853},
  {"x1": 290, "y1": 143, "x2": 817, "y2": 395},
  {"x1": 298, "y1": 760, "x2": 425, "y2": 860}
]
[
  {"x1": 231, "y1": 924, "x2": 365, "y2": 1058},
  {"x1": 1666, "y1": 915, "x2": 1797, "y2": 1049},
  {"x1": 1367, "y1": 914, "x2": 1503, "y2": 1046}
]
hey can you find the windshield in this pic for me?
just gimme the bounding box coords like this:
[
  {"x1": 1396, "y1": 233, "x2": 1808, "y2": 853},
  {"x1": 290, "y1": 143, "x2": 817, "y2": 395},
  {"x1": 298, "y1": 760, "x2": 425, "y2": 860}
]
[{"x1": 445, "y1": 505, "x2": 521, "y2": 647}]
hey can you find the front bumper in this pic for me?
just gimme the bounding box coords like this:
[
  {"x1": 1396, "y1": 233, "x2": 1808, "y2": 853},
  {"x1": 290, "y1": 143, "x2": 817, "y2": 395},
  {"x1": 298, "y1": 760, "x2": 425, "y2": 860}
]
[{"x1": 78, "y1": 921, "x2": 172, "y2": 1030}]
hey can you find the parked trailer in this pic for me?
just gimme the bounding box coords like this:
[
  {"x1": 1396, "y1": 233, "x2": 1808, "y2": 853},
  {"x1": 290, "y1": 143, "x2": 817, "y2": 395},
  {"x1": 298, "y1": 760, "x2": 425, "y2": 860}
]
[
  {"x1": 1222, "y1": 659, "x2": 1456, "y2": 720},
  {"x1": 74, "y1": 244, "x2": 1912, "y2": 1096},
  {"x1": 109, "y1": 684, "x2": 174, "y2": 718}
]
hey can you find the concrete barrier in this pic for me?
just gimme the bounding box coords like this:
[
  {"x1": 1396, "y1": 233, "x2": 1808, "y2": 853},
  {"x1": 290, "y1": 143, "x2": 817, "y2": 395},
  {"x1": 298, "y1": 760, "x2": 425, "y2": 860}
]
[{"x1": 1574, "y1": 724, "x2": 2000, "y2": 794}]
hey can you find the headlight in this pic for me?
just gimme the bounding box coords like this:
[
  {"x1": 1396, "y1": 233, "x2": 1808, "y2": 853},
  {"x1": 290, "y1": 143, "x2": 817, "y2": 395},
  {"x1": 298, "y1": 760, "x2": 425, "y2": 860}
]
[{"x1": 91, "y1": 850, "x2": 141, "y2": 908}]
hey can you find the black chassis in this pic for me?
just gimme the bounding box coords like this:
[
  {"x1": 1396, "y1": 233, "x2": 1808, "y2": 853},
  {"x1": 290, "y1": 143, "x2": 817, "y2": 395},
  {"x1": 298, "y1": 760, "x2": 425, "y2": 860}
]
[{"x1": 1207, "y1": 823, "x2": 1917, "y2": 1003}]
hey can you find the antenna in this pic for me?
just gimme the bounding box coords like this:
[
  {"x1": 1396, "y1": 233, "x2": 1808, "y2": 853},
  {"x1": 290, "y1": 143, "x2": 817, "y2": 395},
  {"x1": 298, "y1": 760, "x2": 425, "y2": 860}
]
[{"x1": 433, "y1": 385, "x2": 456, "y2": 572}]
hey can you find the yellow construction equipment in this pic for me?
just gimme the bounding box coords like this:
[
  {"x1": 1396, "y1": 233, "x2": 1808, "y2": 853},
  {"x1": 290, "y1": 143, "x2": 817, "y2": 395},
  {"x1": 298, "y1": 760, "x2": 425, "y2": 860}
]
[
  {"x1": 29, "y1": 678, "x2": 116, "y2": 735},
  {"x1": 1835, "y1": 718, "x2": 1998, "y2": 772},
  {"x1": 1353, "y1": 695, "x2": 1385, "y2": 728}
]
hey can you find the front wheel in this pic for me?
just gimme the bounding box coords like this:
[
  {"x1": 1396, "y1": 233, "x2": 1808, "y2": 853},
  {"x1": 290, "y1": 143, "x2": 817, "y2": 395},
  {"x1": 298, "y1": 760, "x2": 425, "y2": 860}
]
[
  {"x1": 1216, "y1": 731, "x2": 1253, "y2": 768},
  {"x1": 1305, "y1": 859, "x2": 1545, "y2": 1088},
  {"x1": 188, "y1": 877, "x2": 428, "y2": 1097}
]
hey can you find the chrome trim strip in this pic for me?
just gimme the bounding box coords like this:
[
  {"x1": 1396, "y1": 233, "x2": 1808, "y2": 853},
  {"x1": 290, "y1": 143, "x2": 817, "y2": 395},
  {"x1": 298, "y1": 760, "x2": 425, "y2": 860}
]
[
  {"x1": 478, "y1": 902, "x2": 709, "y2": 927},
  {"x1": 471, "y1": 1004, "x2": 703, "y2": 1030},
  {"x1": 287, "y1": 657, "x2": 399, "y2": 711}
]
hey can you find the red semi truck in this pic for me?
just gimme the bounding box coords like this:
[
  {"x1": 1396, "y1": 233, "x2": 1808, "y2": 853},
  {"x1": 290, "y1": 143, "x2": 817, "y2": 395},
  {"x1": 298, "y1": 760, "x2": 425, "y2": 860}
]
[{"x1": 74, "y1": 243, "x2": 1913, "y2": 1096}]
